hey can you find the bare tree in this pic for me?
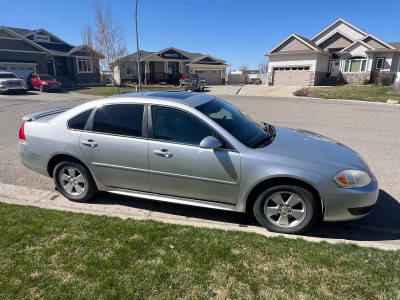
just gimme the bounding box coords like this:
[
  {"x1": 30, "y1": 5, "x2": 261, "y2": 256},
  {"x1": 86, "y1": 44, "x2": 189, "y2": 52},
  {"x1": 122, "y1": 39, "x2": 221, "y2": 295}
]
[
  {"x1": 93, "y1": 0, "x2": 127, "y2": 85},
  {"x1": 258, "y1": 59, "x2": 268, "y2": 74},
  {"x1": 239, "y1": 64, "x2": 249, "y2": 74},
  {"x1": 81, "y1": 25, "x2": 94, "y2": 48}
]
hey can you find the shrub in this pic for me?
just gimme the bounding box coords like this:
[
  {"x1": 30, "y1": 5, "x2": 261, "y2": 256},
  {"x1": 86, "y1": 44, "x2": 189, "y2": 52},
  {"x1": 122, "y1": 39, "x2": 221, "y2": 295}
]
[
  {"x1": 293, "y1": 88, "x2": 325, "y2": 97},
  {"x1": 378, "y1": 72, "x2": 394, "y2": 86},
  {"x1": 361, "y1": 79, "x2": 370, "y2": 85}
]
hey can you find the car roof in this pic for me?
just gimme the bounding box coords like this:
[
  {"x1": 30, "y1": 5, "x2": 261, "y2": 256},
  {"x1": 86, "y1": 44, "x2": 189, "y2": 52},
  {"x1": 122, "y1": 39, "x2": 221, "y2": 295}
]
[{"x1": 114, "y1": 91, "x2": 215, "y2": 107}]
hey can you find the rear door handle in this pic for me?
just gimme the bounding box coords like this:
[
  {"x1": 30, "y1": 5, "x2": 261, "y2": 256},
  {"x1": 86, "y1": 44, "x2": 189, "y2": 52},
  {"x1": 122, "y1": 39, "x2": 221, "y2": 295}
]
[
  {"x1": 81, "y1": 139, "x2": 97, "y2": 147},
  {"x1": 153, "y1": 149, "x2": 173, "y2": 158}
]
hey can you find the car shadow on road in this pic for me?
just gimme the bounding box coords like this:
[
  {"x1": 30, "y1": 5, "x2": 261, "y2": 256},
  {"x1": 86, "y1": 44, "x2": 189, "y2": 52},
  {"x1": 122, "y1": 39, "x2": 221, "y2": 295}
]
[{"x1": 86, "y1": 188, "x2": 400, "y2": 243}]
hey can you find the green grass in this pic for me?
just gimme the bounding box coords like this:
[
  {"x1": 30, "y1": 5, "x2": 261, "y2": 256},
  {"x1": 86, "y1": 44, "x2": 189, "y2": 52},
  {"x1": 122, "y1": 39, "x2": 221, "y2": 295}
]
[
  {"x1": 1, "y1": 202, "x2": 399, "y2": 300},
  {"x1": 297, "y1": 85, "x2": 400, "y2": 102},
  {"x1": 72, "y1": 85, "x2": 180, "y2": 97}
]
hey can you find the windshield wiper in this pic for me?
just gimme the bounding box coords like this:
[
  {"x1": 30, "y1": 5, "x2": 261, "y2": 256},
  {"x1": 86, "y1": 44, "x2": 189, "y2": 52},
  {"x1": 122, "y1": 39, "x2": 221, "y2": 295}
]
[{"x1": 250, "y1": 123, "x2": 276, "y2": 148}]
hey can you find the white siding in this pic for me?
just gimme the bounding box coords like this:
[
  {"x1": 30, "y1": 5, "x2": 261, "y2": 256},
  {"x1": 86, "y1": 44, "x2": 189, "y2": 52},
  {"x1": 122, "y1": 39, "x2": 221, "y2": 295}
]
[
  {"x1": 315, "y1": 54, "x2": 330, "y2": 72},
  {"x1": 268, "y1": 54, "x2": 318, "y2": 72},
  {"x1": 346, "y1": 43, "x2": 370, "y2": 56}
]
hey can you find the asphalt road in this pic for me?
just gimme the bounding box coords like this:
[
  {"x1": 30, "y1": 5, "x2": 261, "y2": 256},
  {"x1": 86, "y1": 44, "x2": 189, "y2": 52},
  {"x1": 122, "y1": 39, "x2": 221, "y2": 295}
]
[{"x1": 1, "y1": 91, "x2": 399, "y2": 233}]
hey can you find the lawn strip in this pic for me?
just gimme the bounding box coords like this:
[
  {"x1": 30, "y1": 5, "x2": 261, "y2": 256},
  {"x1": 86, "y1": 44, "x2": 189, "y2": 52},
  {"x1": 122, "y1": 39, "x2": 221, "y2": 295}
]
[{"x1": 0, "y1": 202, "x2": 399, "y2": 300}]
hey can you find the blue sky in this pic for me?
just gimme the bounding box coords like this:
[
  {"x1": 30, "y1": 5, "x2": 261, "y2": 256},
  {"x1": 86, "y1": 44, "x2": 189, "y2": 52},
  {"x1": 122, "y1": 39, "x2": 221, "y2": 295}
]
[{"x1": 2, "y1": 0, "x2": 400, "y2": 70}]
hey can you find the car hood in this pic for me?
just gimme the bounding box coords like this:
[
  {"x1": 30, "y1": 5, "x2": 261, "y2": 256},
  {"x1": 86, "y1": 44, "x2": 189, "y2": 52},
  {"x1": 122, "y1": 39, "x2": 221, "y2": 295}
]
[{"x1": 259, "y1": 127, "x2": 369, "y2": 171}]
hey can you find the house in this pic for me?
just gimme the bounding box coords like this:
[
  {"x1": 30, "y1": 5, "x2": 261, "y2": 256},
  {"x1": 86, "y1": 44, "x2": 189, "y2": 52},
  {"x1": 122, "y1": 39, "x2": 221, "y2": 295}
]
[
  {"x1": 266, "y1": 18, "x2": 400, "y2": 86},
  {"x1": 115, "y1": 47, "x2": 228, "y2": 85},
  {"x1": 0, "y1": 26, "x2": 104, "y2": 86}
]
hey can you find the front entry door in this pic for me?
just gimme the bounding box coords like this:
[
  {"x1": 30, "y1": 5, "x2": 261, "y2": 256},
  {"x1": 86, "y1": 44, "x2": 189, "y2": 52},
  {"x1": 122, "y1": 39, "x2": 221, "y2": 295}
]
[
  {"x1": 148, "y1": 106, "x2": 240, "y2": 204},
  {"x1": 329, "y1": 61, "x2": 340, "y2": 76},
  {"x1": 47, "y1": 60, "x2": 55, "y2": 76}
]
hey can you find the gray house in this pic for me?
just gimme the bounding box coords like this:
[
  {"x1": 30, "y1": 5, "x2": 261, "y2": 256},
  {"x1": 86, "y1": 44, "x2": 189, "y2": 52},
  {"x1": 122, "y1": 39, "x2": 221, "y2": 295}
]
[
  {"x1": 115, "y1": 47, "x2": 228, "y2": 85},
  {"x1": 266, "y1": 18, "x2": 400, "y2": 86},
  {"x1": 0, "y1": 26, "x2": 104, "y2": 86}
]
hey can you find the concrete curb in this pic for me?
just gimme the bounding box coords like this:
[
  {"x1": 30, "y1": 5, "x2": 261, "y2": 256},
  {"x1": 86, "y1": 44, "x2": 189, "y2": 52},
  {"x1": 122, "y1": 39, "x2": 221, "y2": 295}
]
[{"x1": 1, "y1": 182, "x2": 399, "y2": 251}]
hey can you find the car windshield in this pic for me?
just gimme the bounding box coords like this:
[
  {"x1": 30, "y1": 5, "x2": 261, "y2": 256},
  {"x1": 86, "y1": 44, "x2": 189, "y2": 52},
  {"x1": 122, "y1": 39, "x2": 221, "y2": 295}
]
[
  {"x1": 0, "y1": 73, "x2": 18, "y2": 79},
  {"x1": 196, "y1": 98, "x2": 270, "y2": 148},
  {"x1": 39, "y1": 75, "x2": 55, "y2": 81}
]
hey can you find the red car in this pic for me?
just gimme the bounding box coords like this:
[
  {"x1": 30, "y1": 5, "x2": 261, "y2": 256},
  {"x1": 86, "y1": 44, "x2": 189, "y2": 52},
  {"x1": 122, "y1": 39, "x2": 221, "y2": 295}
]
[{"x1": 27, "y1": 73, "x2": 62, "y2": 92}]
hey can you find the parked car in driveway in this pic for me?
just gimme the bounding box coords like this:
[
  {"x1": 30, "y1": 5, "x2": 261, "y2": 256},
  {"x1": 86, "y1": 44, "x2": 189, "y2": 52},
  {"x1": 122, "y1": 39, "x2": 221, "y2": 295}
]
[
  {"x1": 27, "y1": 73, "x2": 62, "y2": 92},
  {"x1": 0, "y1": 71, "x2": 27, "y2": 94},
  {"x1": 17, "y1": 92, "x2": 378, "y2": 234}
]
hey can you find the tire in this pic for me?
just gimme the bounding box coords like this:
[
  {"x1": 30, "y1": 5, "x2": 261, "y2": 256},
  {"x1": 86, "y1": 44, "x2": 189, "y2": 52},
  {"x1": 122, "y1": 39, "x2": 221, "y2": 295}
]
[
  {"x1": 201, "y1": 85, "x2": 205, "y2": 91},
  {"x1": 253, "y1": 184, "x2": 318, "y2": 234},
  {"x1": 39, "y1": 85, "x2": 43, "y2": 92},
  {"x1": 53, "y1": 159, "x2": 98, "y2": 202}
]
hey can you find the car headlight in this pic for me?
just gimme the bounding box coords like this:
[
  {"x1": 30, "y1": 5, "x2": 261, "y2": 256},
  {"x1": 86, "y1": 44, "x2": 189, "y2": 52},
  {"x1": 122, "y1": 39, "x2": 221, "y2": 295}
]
[
  {"x1": 43, "y1": 82, "x2": 49, "y2": 85},
  {"x1": 0, "y1": 80, "x2": 7, "y2": 85},
  {"x1": 333, "y1": 170, "x2": 371, "y2": 189}
]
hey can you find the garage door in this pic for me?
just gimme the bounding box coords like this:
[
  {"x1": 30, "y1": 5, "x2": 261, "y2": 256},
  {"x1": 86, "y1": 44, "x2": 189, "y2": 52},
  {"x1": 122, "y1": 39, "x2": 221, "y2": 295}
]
[
  {"x1": 195, "y1": 70, "x2": 221, "y2": 85},
  {"x1": 273, "y1": 67, "x2": 310, "y2": 86},
  {"x1": 0, "y1": 64, "x2": 36, "y2": 82}
]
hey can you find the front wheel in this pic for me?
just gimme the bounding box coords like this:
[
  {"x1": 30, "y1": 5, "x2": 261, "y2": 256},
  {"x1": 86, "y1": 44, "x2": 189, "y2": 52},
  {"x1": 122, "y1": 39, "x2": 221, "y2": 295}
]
[
  {"x1": 53, "y1": 160, "x2": 98, "y2": 202},
  {"x1": 253, "y1": 185, "x2": 318, "y2": 234}
]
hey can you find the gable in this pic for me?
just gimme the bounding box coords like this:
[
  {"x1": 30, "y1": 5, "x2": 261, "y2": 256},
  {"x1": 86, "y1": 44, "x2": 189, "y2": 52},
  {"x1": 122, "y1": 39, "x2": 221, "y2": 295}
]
[
  {"x1": 0, "y1": 38, "x2": 44, "y2": 52},
  {"x1": 159, "y1": 48, "x2": 187, "y2": 59},
  {"x1": 345, "y1": 43, "x2": 370, "y2": 56},
  {"x1": 272, "y1": 36, "x2": 314, "y2": 53},
  {"x1": 0, "y1": 29, "x2": 16, "y2": 39},
  {"x1": 312, "y1": 20, "x2": 366, "y2": 45},
  {"x1": 26, "y1": 30, "x2": 66, "y2": 44},
  {"x1": 363, "y1": 36, "x2": 390, "y2": 49},
  {"x1": 318, "y1": 32, "x2": 353, "y2": 50}
]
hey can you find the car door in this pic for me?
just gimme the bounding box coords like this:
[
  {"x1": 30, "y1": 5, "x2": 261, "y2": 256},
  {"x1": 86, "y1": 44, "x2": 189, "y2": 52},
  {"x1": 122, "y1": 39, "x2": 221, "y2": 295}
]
[
  {"x1": 79, "y1": 103, "x2": 150, "y2": 192},
  {"x1": 148, "y1": 105, "x2": 240, "y2": 204},
  {"x1": 31, "y1": 75, "x2": 39, "y2": 88}
]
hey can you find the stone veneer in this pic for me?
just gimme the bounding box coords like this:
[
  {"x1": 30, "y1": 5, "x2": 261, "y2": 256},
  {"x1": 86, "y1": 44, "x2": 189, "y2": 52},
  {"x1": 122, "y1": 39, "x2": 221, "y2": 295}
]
[
  {"x1": 342, "y1": 72, "x2": 371, "y2": 85},
  {"x1": 309, "y1": 71, "x2": 327, "y2": 86}
]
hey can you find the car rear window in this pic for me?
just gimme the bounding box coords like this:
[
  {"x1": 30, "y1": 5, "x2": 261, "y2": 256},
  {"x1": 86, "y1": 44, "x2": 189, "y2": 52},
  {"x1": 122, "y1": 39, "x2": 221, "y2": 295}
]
[
  {"x1": 68, "y1": 109, "x2": 93, "y2": 130},
  {"x1": 93, "y1": 104, "x2": 144, "y2": 137}
]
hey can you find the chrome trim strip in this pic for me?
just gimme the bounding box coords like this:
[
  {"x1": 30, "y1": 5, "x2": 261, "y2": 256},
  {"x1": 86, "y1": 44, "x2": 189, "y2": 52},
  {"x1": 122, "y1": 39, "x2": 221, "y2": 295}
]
[
  {"x1": 92, "y1": 162, "x2": 149, "y2": 173},
  {"x1": 150, "y1": 170, "x2": 237, "y2": 186},
  {"x1": 92, "y1": 162, "x2": 237, "y2": 186},
  {"x1": 109, "y1": 189, "x2": 235, "y2": 211}
]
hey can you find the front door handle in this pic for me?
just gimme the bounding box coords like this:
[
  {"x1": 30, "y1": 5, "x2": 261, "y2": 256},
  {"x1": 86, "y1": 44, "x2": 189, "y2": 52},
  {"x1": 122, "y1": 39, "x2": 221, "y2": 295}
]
[
  {"x1": 153, "y1": 149, "x2": 173, "y2": 158},
  {"x1": 81, "y1": 139, "x2": 97, "y2": 147}
]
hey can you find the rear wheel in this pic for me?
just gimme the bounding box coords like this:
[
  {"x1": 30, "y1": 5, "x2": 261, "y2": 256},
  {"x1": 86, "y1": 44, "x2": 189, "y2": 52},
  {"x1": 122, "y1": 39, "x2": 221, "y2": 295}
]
[
  {"x1": 53, "y1": 160, "x2": 98, "y2": 202},
  {"x1": 253, "y1": 185, "x2": 318, "y2": 234}
]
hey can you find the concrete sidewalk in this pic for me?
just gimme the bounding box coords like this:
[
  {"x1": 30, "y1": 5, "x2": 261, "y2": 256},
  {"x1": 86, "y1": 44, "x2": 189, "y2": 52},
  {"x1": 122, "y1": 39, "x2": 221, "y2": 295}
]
[
  {"x1": 205, "y1": 84, "x2": 300, "y2": 97},
  {"x1": 1, "y1": 182, "x2": 399, "y2": 250}
]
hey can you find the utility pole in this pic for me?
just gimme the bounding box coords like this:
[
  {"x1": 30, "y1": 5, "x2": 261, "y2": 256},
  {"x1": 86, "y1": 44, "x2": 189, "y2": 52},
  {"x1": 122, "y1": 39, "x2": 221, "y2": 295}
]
[{"x1": 135, "y1": 0, "x2": 142, "y2": 92}]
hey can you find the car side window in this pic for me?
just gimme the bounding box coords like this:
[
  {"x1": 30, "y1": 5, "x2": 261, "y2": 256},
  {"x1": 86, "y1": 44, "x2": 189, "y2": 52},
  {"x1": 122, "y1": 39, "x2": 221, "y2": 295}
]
[
  {"x1": 68, "y1": 109, "x2": 93, "y2": 130},
  {"x1": 93, "y1": 104, "x2": 144, "y2": 137},
  {"x1": 152, "y1": 106, "x2": 213, "y2": 146}
]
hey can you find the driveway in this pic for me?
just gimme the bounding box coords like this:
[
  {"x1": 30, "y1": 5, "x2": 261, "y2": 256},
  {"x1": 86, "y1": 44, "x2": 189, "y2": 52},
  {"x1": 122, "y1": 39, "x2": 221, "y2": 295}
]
[{"x1": 205, "y1": 84, "x2": 300, "y2": 97}]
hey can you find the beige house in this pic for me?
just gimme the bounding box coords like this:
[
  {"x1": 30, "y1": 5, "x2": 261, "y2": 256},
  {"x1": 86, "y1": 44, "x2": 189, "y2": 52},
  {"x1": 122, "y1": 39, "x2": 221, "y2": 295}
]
[
  {"x1": 266, "y1": 18, "x2": 400, "y2": 86},
  {"x1": 114, "y1": 47, "x2": 228, "y2": 85}
]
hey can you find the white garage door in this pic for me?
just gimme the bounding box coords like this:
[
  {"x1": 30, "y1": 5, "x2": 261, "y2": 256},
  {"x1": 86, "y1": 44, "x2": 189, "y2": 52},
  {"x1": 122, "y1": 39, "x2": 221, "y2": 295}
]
[
  {"x1": 0, "y1": 64, "x2": 36, "y2": 82},
  {"x1": 273, "y1": 67, "x2": 310, "y2": 86},
  {"x1": 195, "y1": 70, "x2": 221, "y2": 85}
]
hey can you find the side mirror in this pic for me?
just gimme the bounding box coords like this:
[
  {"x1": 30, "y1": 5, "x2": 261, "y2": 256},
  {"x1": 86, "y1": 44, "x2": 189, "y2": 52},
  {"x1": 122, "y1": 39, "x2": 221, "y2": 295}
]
[
  {"x1": 19, "y1": 76, "x2": 24, "y2": 79},
  {"x1": 200, "y1": 136, "x2": 222, "y2": 150}
]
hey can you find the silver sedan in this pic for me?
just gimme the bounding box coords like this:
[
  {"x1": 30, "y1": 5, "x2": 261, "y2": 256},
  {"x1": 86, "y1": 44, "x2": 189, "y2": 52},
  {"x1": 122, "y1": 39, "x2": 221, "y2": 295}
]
[{"x1": 17, "y1": 91, "x2": 378, "y2": 234}]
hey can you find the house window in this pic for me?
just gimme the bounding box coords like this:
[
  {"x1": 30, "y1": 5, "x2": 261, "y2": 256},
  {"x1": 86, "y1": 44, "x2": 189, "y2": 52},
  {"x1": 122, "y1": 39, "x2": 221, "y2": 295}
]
[
  {"x1": 77, "y1": 57, "x2": 92, "y2": 73},
  {"x1": 344, "y1": 57, "x2": 367, "y2": 73},
  {"x1": 126, "y1": 63, "x2": 136, "y2": 75},
  {"x1": 34, "y1": 34, "x2": 50, "y2": 42},
  {"x1": 375, "y1": 58, "x2": 384, "y2": 70}
]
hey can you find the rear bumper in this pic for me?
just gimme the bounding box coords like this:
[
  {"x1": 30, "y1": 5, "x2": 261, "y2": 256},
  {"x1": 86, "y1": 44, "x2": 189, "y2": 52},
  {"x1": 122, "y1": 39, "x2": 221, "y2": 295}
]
[
  {"x1": 18, "y1": 142, "x2": 50, "y2": 177},
  {"x1": 321, "y1": 180, "x2": 379, "y2": 221}
]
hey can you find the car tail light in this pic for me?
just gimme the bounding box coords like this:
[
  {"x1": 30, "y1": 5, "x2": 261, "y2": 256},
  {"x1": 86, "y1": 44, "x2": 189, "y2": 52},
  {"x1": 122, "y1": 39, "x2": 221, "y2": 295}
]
[{"x1": 19, "y1": 123, "x2": 26, "y2": 141}]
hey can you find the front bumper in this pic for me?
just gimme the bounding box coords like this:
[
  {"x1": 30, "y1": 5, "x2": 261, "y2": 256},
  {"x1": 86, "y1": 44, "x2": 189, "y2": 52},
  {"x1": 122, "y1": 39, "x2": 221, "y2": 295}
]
[
  {"x1": 1, "y1": 85, "x2": 27, "y2": 92},
  {"x1": 320, "y1": 180, "x2": 379, "y2": 221},
  {"x1": 42, "y1": 84, "x2": 62, "y2": 91}
]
